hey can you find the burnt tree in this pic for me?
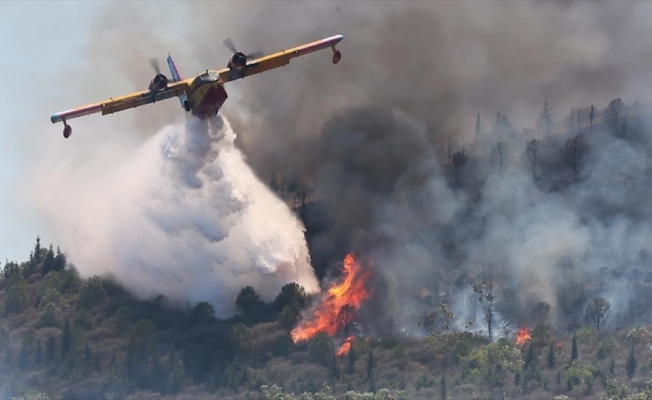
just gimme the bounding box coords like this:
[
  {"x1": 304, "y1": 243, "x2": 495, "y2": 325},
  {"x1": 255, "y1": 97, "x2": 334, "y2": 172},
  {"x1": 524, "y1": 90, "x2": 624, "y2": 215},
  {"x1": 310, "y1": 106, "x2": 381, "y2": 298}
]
[
  {"x1": 604, "y1": 98, "x2": 625, "y2": 138},
  {"x1": 523, "y1": 139, "x2": 544, "y2": 180},
  {"x1": 490, "y1": 141, "x2": 509, "y2": 176},
  {"x1": 473, "y1": 280, "x2": 496, "y2": 342},
  {"x1": 560, "y1": 132, "x2": 589, "y2": 180}
]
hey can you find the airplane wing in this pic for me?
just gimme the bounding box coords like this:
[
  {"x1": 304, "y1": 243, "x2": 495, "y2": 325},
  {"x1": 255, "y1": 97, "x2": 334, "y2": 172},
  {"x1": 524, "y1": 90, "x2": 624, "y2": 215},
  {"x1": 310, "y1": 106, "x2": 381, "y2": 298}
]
[
  {"x1": 217, "y1": 34, "x2": 343, "y2": 84},
  {"x1": 50, "y1": 79, "x2": 192, "y2": 124}
]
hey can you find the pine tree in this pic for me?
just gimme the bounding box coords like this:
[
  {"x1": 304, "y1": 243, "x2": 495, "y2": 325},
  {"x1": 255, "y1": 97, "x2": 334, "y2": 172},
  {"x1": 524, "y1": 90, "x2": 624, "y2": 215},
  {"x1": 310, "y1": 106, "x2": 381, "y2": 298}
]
[
  {"x1": 589, "y1": 105, "x2": 595, "y2": 134},
  {"x1": 571, "y1": 332, "x2": 578, "y2": 362},
  {"x1": 547, "y1": 343, "x2": 555, "y2": 369},
  {"x1": 54, "y1": 247, "x2": 66, "y2": 272},
  {"x1": 43, "y1": 245, "x2": 55, "y2": 275},
  {"x1": 627, "y1": 343, "x2": 637, "y2": 379},
  {"x1": 61, "y1": 317, "x2": 72, "y2": 359}
]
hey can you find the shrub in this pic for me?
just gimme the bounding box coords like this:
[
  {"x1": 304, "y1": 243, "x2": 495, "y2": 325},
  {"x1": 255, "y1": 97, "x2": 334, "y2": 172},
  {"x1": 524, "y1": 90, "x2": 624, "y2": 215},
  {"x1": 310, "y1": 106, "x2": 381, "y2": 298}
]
[
  {"x1": 77, "y1": 276, "x2": 106, "y2": 309},
  {"x1": 596, "y1": 336, "x2": 619, "y2": 360},
  {"x1": 308, "y1": 332, "x2": 334, "y2": 367}
]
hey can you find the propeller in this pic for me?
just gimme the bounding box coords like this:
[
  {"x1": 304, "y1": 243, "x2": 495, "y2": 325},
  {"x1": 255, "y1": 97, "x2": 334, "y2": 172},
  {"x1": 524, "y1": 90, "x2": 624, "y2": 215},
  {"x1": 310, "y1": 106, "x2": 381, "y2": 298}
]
[
  {"x1": 149, "y1": 57, "x2": 161, "y2": 74},
  {"x1": 222, "y1": 37, "x2": 263, "y2": 59}
]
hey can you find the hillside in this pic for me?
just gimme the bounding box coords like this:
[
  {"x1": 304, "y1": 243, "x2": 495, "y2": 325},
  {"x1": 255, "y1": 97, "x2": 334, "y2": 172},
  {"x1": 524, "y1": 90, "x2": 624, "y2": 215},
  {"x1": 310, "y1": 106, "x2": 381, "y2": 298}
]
[{"x1": 1, "y1": 237, "x2": 652, "y2": 400}]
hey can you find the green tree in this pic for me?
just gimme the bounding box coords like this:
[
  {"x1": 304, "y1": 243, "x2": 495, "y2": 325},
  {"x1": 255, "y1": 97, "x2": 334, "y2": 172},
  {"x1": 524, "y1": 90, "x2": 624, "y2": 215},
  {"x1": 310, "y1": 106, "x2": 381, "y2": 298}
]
[
  {"x1": 77, "y1": 275, "x2": 106, "y2": 309},
  {"x1": 4, "y1": 274, "x2": 30, "y2": 314},
  {"x1": 46, "y1": 333, "x2": 56, "y2": 363},
  {"x1": 230, "y1": 323, "x2": 252, "y2": 356},
  {"x1": 440, "y1": 375, "x2": 447, "y2": 400},
  {"x1": 126, "y1": 319, "x2": 157, "y2": 379},
  {"x1": 547, "y1": 343, "x2": 555, "y2": 369},
  {"x1": 347, "y1": 344, "x2": 356, "y2": 375},
  {"x1": 584, "y1": 297, "x2": 610, "y2": 331},
  {"x1": 42, "y1": 245, "x2": 55, "y2": 275},
  {"x1": 277, "y1": 303, "x2": 301, "y2": 329},
  {"x1": 571, "y1": 332, "x2": 578, "y2": 362},
  {"x1": 461, "y1": 339, "x2": 524, "y2": 390},
  {"x1": 626, "y1": 343, "x2": 637, "y2": 379},
  {"x1": 309, "y1": 332, "x2": 334, "y2": 367},
  {"x1": 61, "y1": 317, "x2": 72, "y2": 359},
  {"x1": 27, "y1": 236, "x2": 43, "y2": 277},
  {"x1": 35, "y1": 338, "x2": 42, "y2": 366},
  {"x1": 189, "y1": 301, "x2": 215, "y2": 325},
  {"x1": 367, "y1": 346, "x2": 375, "y2": 381},
  {"x1": 53, "y1": 247, "x2": 66, "y2": 272},
  {"x1": 274, "y1": 282, "x2": 307, "y2": 311},
  {"x1": 236, "y1": 286, "x2": 264, "y2": 314}
]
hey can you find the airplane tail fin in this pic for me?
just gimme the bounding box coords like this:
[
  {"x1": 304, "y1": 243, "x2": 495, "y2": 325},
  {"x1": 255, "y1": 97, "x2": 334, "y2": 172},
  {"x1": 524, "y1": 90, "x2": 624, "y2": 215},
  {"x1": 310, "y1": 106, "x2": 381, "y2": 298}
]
[{"x1": 167, "y1": 53, "x2": 188, "y2": 109}]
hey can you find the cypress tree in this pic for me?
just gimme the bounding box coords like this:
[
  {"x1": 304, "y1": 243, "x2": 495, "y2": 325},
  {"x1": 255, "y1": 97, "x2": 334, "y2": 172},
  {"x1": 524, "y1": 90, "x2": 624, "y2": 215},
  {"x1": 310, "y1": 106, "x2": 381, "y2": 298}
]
[
  {"x1": 94, "y1": 351, "x2": 101, "y2": 372},
  {"x1": 440, "y1": 375, "x2": 447, "y2": 400},
  {"x1": 61, "y1": 318, "x2": 72, "y2": 359},
  {"x1": 46, "y1": 333, "x2": 56, "y2": 363},
  {"x1": 547, "y1": 343, "x2": 555, "y2": 369},
  {"x1": 570, "y1": 332, "x2": 578, "y2": 362},
  {"x1": 347, "y1": 346, "x2": 356, "y2": 375},
  {"x1": 35, "y1": 339, "x2": 42, "y2": 366},
  {"x1": 627, "y1": 343, "x2": 637, "y2": 379},
  {"x1": 367, "y1": 346, "x2": 374, "y2": 380}
]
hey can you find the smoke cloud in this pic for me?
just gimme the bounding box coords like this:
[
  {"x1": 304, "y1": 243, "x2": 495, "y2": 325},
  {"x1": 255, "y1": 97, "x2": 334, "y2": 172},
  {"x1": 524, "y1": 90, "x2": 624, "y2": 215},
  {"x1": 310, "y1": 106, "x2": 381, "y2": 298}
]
[
  {"x1": 23, "y1": 0, "x2": 652, "y2": 331},
  {"x1": 27, "y1": 117, "x2": 318, "y2": 317}
]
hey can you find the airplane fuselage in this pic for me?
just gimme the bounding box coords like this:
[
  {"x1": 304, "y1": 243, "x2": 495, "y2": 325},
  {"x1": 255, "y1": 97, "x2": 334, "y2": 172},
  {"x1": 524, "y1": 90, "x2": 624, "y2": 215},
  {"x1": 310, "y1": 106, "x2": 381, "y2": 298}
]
[{"x1": 185, "y1": 70, "x2": 228, "y2": 119}]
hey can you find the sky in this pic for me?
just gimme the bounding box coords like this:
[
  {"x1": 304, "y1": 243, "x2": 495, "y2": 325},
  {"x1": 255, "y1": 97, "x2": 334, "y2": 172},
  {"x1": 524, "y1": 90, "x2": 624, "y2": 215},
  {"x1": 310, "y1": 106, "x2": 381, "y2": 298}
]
[{"x1": 0, "y1": 1, "x2": 111, "y2": 262}]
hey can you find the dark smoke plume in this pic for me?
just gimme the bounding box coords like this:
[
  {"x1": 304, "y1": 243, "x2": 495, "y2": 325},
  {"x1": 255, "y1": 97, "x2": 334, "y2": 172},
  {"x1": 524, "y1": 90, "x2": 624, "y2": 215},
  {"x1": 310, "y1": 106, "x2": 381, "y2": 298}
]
[{"x1": 24, "y1": 1, "x2": 652, "y2": 330}]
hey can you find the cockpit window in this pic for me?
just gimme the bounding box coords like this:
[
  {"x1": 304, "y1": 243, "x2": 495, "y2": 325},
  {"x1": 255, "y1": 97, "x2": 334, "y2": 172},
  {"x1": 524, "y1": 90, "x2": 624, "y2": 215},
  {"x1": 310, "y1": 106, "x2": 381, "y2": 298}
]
[{"x1": 191, "y1": 70, "x2": 219, "y2": 89}]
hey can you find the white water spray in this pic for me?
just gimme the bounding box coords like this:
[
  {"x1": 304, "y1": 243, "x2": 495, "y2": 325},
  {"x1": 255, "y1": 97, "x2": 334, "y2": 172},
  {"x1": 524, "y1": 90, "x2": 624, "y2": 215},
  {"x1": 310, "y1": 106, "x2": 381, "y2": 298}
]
[{"x1": 29, "y1": 116, "x2": 319, "y2": 317}]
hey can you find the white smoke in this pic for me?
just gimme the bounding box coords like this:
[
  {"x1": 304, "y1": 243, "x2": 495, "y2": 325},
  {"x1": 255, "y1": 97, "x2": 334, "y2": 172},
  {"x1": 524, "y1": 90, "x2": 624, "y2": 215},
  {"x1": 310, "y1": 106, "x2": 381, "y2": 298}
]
[{"x1": 27, "y1": 116, "x2": 319, "y2": 317}]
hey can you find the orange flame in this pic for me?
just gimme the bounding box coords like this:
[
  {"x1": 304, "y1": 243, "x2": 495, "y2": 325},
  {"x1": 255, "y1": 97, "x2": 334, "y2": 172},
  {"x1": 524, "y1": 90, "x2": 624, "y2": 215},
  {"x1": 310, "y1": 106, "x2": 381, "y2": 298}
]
[
  {"x1": 291, "y1": 254, "x2": 371, "y2": 344},
  {"x1": 516, "y1": 327, "x2": 531, "y2": 345},
  {"x1": 336, "y1": 336, "x2": 356, "y2": 356}
]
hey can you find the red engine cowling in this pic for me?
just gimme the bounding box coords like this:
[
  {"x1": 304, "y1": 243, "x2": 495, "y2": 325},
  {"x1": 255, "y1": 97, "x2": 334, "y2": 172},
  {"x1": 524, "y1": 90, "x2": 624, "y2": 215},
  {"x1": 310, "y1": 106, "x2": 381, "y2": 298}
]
[{"x1": 149, "y1": 73, "x2": 168, "y2": 92}]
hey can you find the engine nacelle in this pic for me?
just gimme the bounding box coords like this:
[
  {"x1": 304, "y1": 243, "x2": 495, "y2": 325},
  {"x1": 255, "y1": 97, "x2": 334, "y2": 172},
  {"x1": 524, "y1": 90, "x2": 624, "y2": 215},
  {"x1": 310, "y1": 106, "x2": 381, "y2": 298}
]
[
  {"x1": 149, "y1": 73, "x2": 168, "y2": 92},
  {"x1": 228, "y1": 52, "x2": 247, "y2": 70}
]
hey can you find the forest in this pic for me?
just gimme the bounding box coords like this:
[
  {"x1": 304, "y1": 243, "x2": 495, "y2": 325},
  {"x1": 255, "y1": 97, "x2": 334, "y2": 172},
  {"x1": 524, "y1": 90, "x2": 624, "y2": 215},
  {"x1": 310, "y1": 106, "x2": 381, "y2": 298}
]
[{"x1": 4, "y1": 97, "x2": 652, "y2": 400}]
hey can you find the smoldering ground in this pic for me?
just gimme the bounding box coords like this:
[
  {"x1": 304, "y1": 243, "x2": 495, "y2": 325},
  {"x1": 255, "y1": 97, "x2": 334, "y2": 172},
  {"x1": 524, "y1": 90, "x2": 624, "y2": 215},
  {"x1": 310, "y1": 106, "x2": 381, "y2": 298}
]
[{"x1": 22, "y1": 0, "x2": 652, "y2": 330}]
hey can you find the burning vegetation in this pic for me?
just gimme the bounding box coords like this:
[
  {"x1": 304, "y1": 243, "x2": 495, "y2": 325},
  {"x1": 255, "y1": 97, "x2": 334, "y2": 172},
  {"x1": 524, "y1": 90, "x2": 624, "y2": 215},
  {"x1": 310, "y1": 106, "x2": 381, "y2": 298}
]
[
  {"x1": 291, "y1": 254, "x2": 371, "y2": 355},
  {"x1": 516, "y1": 327, "x2": 532, "y2": 345}
]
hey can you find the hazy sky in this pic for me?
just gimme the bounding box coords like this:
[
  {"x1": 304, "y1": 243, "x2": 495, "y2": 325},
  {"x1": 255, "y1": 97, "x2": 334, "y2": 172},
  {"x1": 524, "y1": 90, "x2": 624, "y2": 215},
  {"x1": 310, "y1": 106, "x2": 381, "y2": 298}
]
[{"x1": 0, "y1": 1, "x2": 107, "y2": 261}]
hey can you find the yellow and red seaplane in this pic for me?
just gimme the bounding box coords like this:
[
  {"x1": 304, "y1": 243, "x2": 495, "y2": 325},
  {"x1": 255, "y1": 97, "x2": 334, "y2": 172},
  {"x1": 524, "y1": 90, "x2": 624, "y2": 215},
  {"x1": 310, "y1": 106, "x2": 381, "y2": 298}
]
[{"x1": 50, "y1": 35, "x2": 343, "y2": 138}]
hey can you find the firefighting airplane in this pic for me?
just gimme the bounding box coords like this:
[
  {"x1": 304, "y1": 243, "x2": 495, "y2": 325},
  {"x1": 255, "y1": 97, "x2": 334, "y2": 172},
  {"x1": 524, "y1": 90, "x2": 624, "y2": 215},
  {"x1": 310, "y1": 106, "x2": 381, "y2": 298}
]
[{"x1": 50, "y1": 35, "x2": 343, "y2": 138}]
